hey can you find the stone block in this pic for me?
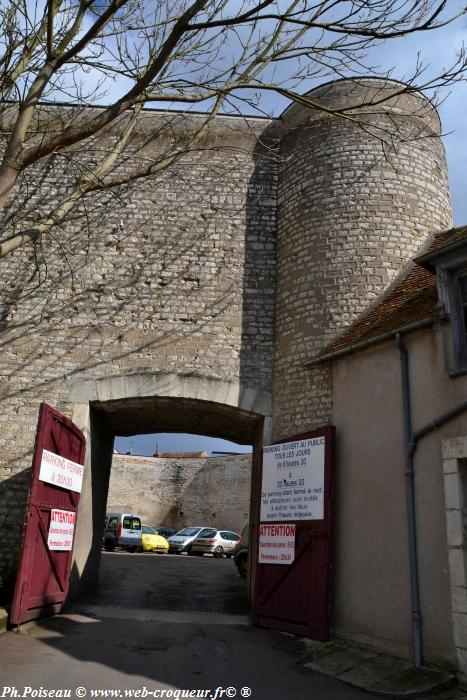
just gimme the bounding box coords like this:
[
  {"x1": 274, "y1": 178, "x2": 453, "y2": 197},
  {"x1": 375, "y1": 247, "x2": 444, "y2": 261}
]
[
  {"x1": 444, "y1": 473, "x2": 462, "y2": 510},
  {"x1": 452, "y1": 612, "x2": 467, "y2": 648},
  {"x1": 443, "y1": 439, "x2": 467, "y2": 461},
  {"x1": 446, "y1": 509, "x2": 464, "y2": 547},
  {"x1": 449, "y1": 548, "x2": 467, "y2": 589},
  {"x1": 443, "y1": 458, "x2": 461, "y2": 476},
  {"x1": 451, "y1": 586, "x2": 467, "y2": 614}
]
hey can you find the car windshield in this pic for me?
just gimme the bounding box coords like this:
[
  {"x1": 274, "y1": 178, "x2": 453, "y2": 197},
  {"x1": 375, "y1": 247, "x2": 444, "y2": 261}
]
[
  {"x1": 142, "y1": 526, "x2": 156, "y2": 534},
  {"x1": 175, "y1": 527, "x2": 201, "y2": 536}
]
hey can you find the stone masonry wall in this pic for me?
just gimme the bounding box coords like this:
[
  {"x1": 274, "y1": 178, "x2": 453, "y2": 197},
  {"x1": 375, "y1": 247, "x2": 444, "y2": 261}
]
[
  {"x1": 273, "y1": 80, "x2": 453, "y2": 438},
  {"x1": 0, "y1": 80, "x2": 454, "y2": 589},
  {"x1": 107, "y1": 453, "x2": 251, "y2": 534},
  {"x1": 0, "y1": 111, "x2": 277, "y2": 583}
]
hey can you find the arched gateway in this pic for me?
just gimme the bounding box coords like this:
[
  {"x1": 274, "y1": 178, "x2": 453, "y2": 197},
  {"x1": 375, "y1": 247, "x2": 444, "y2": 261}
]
[{"x1": 68, "y1": 374, "x2": 270, "y2": 597}]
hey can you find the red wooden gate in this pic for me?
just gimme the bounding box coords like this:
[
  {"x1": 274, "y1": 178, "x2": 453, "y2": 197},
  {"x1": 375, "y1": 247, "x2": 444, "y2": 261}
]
[
  {"x1": 252, "y1": 426, "x2": 335, "y2": 640},
  {"x1": 10, "y1": 403, "x2": 86, "y2": 625}
]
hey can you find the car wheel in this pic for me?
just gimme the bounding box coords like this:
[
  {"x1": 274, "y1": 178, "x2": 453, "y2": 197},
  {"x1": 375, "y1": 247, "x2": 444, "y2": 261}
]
[
  {"x1": 127, "y1": 546, "x2": 137, "y2": 553},
  {"x1": 236, "y1": 555, "x2": 248, "y2": 578},
  {"x1": 187, "y1": 546, "x2": 194, "y2": 555},
  {"x1": 213, "y1": 546, "x2": 224, "y2": 558},
  {"x1": 104, "y1": 539, "x2": 115, "y2": 552}
]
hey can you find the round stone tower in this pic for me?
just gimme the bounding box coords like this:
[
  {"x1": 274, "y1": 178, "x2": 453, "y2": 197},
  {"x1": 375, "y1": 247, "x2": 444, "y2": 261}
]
[{"x1": 273, "y1": 78, "x2": 453, "y2": 439}]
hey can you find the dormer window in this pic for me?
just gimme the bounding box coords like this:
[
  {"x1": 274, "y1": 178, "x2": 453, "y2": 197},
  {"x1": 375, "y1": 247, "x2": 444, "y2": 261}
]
[
  {"x1": 457, "y1": 271, "x2": 467, "y2": 355},
  {"x1": 446, "y1": 266, "x2": 467, "y2": 371},
  {"x1": 415, "y1": 228, "x2": 467, "y2": 375}
]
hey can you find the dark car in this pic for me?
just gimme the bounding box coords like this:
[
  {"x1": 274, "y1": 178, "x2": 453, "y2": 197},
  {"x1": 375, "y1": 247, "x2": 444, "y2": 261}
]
[
  {"x1": 153, "y1": 526, "x2": 177, "y2": 538},
  {"x1": 234, "y1": 524, "x2": 249, "y2": 577}
]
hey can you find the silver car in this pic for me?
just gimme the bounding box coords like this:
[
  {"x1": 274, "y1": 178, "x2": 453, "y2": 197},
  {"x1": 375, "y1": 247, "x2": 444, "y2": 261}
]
[
  {"x1": 167, "y1": 526, "x2": 213, "y2": 554},
  {"x1": 191, "y1": 529, "x2": 240, "y2": 558}
]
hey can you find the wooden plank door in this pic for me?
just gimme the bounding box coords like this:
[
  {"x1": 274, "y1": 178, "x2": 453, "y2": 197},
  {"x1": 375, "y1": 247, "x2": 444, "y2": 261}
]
[
  {"x1": 10, "y1": 403, "x2": 86, "y2": 625},
  {"x1": 252, "y1": 426, "x2": 335, "y2": 639}
]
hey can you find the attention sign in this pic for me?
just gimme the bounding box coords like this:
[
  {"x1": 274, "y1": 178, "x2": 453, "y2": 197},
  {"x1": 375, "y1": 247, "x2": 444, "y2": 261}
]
[
  {"x1": 261, "y1": 437, "x2": 325, "y2": 521},
  {"x1": 39, "y1": 448, "x2": 84, "y2": 493},
  {"x1": 47, "y1": 509, "x2": 76, "y2": 551},
  {"x1": 258, "y1": 523, "x2": 295, "y2": 565}
]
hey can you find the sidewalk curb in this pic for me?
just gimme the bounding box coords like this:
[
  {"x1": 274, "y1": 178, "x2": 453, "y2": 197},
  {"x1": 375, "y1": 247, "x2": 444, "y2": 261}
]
[
  {"x1": 277, "y1": 635, "x2": 458, "y2": 699},
  {"x1": 303, "y1": 660, "x2": 456, "y2": 699}
]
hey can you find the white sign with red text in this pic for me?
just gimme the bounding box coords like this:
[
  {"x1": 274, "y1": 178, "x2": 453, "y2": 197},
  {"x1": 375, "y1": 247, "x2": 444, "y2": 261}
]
[
  {"x1": 47, "y1": 509, "x2": 76, "y2": 551},
  {"x1": 258, "y1": 523, "x2": 296, "y2": 565},
  {"x1": 39, "y1": 449, "x2": 84, "y2": 493}
]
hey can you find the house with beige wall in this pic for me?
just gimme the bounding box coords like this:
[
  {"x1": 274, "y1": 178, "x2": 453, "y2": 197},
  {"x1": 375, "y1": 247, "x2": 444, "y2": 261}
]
[{"x1": 309, "y1": 225, "x2": 467, "y2": 679}]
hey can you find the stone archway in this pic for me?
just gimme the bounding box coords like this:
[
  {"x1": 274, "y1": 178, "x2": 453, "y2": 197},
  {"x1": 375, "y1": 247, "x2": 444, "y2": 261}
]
[{"x1": 68, "y1": 373, "x2": 271, "y2": 599}]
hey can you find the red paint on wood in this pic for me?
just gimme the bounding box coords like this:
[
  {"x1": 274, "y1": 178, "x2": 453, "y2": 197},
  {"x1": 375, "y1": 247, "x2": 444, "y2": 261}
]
[
  {"x1": 10, "y1": 403, "x2": 85, "y2": 625},
  {"x1": 252, "y1": 425, "x2": 335, "y2": 640}
]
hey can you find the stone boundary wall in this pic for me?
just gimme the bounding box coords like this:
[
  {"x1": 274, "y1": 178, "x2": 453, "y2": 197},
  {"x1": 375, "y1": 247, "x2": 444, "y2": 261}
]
[
  {"x1": 0, "y1": 111, "x2": 276, "y2": 581},
  {"x1": 107, "y1": 453, "x2": 252, "y2": 534}
]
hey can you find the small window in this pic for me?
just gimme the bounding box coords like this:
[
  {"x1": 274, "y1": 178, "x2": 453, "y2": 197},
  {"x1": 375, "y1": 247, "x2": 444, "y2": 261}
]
[
  {"x1": 447, "y1": 267, "x2": 467, "y2": 371},
  {"x1": 107, "y1": 517, "x2": 118, "y2": 530},
  {"x1": 200, "y1": 529, "x2": 217, "y2": 538},
  {"x1": 123, "y1": 517, "x2": 141, "y2": 530},
  {"x1": 199, "y1": 528, "x2": 216, "y2": 537},
  {"x1": 458, "y1": 272, "x2": 467, "y2": 345}
]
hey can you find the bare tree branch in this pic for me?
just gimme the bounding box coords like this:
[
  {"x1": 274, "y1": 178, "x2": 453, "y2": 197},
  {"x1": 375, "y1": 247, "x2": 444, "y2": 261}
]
[{"x1": 0, "y1": 0, "x2": 465, "y2": 262}]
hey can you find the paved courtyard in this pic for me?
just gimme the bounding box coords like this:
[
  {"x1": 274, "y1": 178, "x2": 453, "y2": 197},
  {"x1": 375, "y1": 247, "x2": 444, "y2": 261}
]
[{"x1": 0, "y1": 551, "x2": 375, "y2": 700}]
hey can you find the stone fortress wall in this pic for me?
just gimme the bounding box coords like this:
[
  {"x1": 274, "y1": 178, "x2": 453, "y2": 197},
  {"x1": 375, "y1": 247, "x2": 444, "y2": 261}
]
[
  {"x1": 0, "y1": 111, "x2": 276, "y2": 581},
  {"x1": 273, "y1": 80, "x2": 452, "y2": 437},
  {"x1": 0, "y1": 78, "x2": 453, "y2": 585},
  {"x1": 107, "y1": 452, "x2": 251, "y2": 535}
]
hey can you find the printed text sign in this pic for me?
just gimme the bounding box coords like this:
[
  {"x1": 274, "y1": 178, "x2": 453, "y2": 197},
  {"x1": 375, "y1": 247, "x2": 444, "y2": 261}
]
[
  {"x1": 47, "y1": 509, "x2": 76, "y2": 551},
  {"x1": 261, "y1": 437, "x2": 325, "y2": 521},
  {"x1": 258, "y1": 523, "x2": 295, "y2": 565},
  {"x1": 39, "y1": 448, "x2": 85, "y2": 493}
]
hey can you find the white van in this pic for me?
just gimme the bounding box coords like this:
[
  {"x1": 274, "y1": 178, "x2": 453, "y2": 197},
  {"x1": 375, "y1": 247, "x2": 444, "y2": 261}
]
[{"x1": 103, "y1": 512, "x2": 142, "y2": 552}]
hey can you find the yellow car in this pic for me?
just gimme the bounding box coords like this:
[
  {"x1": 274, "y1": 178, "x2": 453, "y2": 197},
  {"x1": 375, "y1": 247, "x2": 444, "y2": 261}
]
[{"x1": 141, "y1": 525, "x2": 169, "y2": 553}]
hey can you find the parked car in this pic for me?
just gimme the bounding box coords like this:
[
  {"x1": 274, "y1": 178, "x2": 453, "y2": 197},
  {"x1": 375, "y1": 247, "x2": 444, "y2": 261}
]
[
  {"x1": 167, "y1": 526, "x2": 213, "y2": 555},
  {"x1": 234, "y1": 524, "x2": 249, "y2": 577},
  {"x1": 103, "y1": 512, "x2": 142, "y2": 552},
  {"x1": 153, "y1": 526, "x2": 178, "y2": 538},
  {"x1": 140, "y1": 525, "x2": 169, "y2": 553},
  {"x1": 192, "y1": 529, "x2": 240, "y2": 558}
]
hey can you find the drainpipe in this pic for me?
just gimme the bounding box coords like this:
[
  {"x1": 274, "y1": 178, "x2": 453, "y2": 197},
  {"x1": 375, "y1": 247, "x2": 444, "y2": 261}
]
[
  {"x1": 396, "y1": 332, "x2": 467, "y2": 668},
  {"x1": 396, "y1": 333, "x2": 422, "y2": 667}
]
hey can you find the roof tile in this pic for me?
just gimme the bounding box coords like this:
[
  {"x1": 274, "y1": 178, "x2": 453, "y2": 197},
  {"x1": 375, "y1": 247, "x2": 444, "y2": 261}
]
[{"x1": 313, "y1": 226, "x2": 467, "y2": 361}]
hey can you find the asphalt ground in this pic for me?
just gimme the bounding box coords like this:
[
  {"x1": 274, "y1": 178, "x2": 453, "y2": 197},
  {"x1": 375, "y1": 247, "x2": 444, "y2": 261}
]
[{"x1": 0, "y1": 551, "x2": 394, "y2": 700}]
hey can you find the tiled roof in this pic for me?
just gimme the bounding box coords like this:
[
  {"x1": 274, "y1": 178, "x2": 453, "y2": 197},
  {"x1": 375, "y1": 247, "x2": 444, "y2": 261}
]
[
  {"x1": 314, "y1": 263, "x2": 438, "y2": 359},
  {"x1": 313, "y1": 226, "x2": 467, "y2": 361},
  {"x1": 415, "y1": 224, "x2": 467, "y2": 270}
]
